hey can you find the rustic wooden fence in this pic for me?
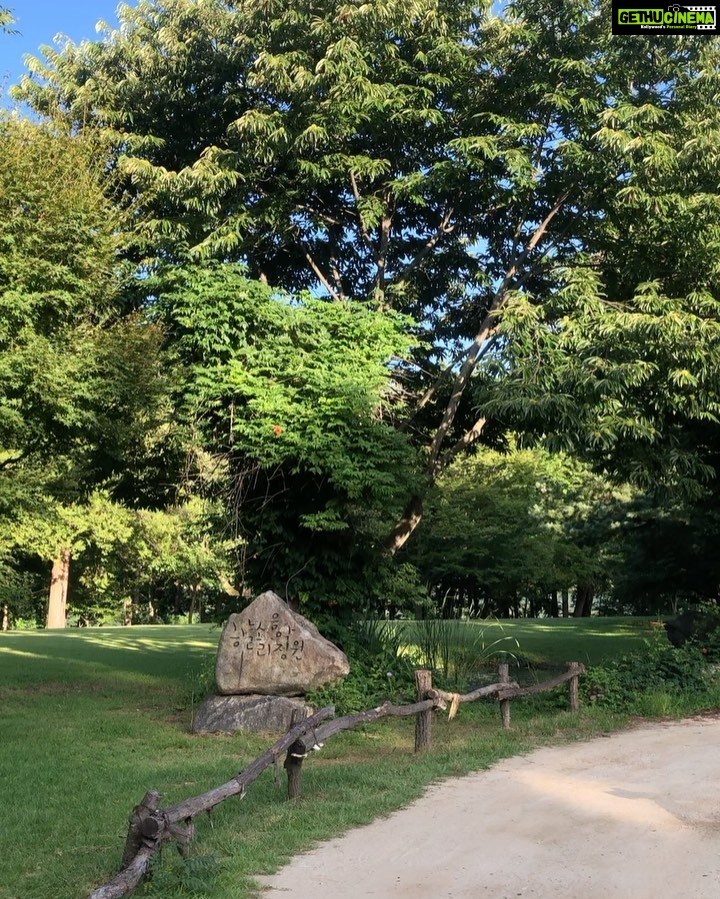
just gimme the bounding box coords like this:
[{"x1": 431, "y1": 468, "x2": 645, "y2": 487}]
[{"x1": 88, "y1": 661, "x2": 585, "y2": 899}]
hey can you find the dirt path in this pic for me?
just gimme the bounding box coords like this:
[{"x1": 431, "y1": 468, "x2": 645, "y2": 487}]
[{"x1": 257, "y1": 716, "x2": 720, "y2": 898}]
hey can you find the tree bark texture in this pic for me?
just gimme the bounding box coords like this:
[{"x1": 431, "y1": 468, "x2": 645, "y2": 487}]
[
  {"x1": 47, "y1": 548, "x2": 71, "y2": 629},
  {"x1": 567, "y1": 662, "x2": 582, "y2": 712},
  {"x1": 573, "y1": 584, "x2": 594, "y2": 617},
  {"x1": 562, "y1": 589, "x2": 570, "y2": 618},
  {"x1": 426, "y1": 681, "x2": 516, "y2": 705},
  {"x1": 288, "y1": 697, "x2": 441, "y2": 758},
  {"x1": 498, "y1": 662, "x2": 511, "y2": 729},
  {"x1": 414, "y1": 669, "x2": 433, "y2": 752},
  {"x1": 88, "y1": 845, "x2": 158, "y2": 899},
  {"x1": 550, "y1": 590, "x2": 560, "y2": 618},
  {"x1": 163, "y1": 707, "x2": 334, "y2": 824},
  {"x1": 121, "y1": 790, "x2": 162, "y2": 869},
  {"x1": 383, "y1": 494, "x2": 423, "y2": 556},
  {"x1": 284, "y1": 709, "x2": 307, "y2": 800}
]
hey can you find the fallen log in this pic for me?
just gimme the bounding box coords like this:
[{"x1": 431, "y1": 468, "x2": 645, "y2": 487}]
[
  {"x1": 89, "y1": 845, "x2": 159, "y2": 899},
  {"x1": 88, "y1": 660, "x2": 588, "y2": 899},
  {"x1": 121, "y1": 790, "x2": 162, "y2": 870},
  {"x1": 284, "y1": 694, "x2": 446, "y2": 798},
  {"x1": 87, "y1": 706, "x2": 335, "y2": 899}
]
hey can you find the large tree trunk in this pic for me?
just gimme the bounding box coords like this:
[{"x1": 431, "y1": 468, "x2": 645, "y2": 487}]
[
  {"x1": 188, "y1": 583, "x2": 200, "y2": 625},
  {"x1": 47, "y1": 548, "x2": 71, "y2": 629},
  {"x1": 549, "y1": 590, "x2": 560, "y2": 618},
  {"x1": 381, "y1": 195, "x2": 570, "y2": 558},
  {"x1": 562, "y1": 589, "x2": 570, "y2": 618},
  {"x1": 174, "y1": 581, "x2": 183, "y2": 615},
  {"x1": 573, "y1": 583, "x2": 594, "y2": 617},
  {"x1": 383, "y1": 494, "x2": 424, "y2": 556}
]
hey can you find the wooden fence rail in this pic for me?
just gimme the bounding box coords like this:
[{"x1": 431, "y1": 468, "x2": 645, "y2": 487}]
[
  {"x1": 88, "y1": 706, "x2": 336, "y2": 899},
  {"x1": 87, "y1": 661, "x2": 586, "y2": 899}
]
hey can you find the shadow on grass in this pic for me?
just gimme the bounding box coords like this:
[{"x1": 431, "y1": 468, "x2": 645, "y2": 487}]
[{"x1": 0, "y1": 625, "x2": 218, "y2": 689}]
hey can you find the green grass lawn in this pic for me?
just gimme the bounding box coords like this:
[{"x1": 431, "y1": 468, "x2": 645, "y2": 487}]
[
  {"x1": 467, "y1": 615, "x2": 659, "y2": 667},
  {"x1": 0, "y1": 618, "x2": 693, "y2": 899}
]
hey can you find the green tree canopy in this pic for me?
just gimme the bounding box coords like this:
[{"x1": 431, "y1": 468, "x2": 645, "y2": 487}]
[
  {"x1": 18, "y1": 4, "x2": 719, "y2": 451},
  {"x1": 14, "y1": 0, "x2": 720, "y2": 606},
  {"x1": 0, "y1": 118, "x2": 174, "y2": 625},
  {"x1": 409, "y1": 446, "x2": 629, "y2": 617}
]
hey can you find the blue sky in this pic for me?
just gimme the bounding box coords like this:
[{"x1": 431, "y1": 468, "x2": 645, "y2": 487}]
[{"x1": 1, "y1": 1, "x2": 123, "y2": 88}]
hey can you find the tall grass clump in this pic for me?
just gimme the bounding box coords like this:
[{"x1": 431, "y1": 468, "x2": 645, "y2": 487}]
[
  {"x1": 307, "y1": 617, "x2": 417, "y2": 714},
  {"x1": 411, "y1": 617, "x2": 520, "y2": 687}
]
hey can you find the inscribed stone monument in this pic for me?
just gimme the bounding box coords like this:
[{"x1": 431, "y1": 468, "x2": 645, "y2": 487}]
[
  {"x1": 215, "y1": 591, "x2": 349, "y2": 696},
  {"x1": 193, "y1": 591, "x2": 349, "y2": 733}
]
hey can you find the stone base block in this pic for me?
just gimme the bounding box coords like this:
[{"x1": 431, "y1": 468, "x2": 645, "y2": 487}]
[{"x1": 192, "y1": 693, "x2": 313, "y2": 734}]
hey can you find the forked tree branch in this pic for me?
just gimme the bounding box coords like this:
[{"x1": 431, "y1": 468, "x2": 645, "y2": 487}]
[
  {"x1": 438, "y1": 415, "x2": 489, "y2": 473},
  {"x1": 414, "y1": 335, "x2": 499, "y2": 417},
  {"x1": 426, "y1": 191, "x2": 570, "y2": 473}
]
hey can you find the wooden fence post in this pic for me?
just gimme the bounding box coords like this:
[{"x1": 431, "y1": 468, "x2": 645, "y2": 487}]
[
  {"x1": 121, "y1": 790, "x2": 163, "y2": 869},
  {"x1": 415, "y1": 669, "x2": 433, "y2": 752},
  {"x1": 284, "y1": 709, "x2": 307, "y2": 800},
  {"x1": 567, "y1": 662, "x2": 581, "y2": 712},
  {"x1": 498, "y1": 661, "x2": 511, "y2": 730}
]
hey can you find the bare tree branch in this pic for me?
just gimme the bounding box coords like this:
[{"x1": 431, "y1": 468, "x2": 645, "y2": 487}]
[
  {"x1": 376, "y1": 214, "x2": 393, "y2": 303},
  {"x1": 426, "y1": 191, "x2": 570, "y2": 474},
  {"x1": 391, "y1": 206, "x2": 455, "y2": 291},
  {"x1": 328, "y1": 229, "x2": 345, "y2": 297},
  {"x1": 301, "y1": 242, "x2": 343, "y2": 301},
  {"x1": 414, "y1": 335, "x2": 499, "y2": 417},
  {"x1": 438, "y1": 415, "x2": 489, "y2": 473},
  {"x1": 0, "y1": 451, "x2": 26, "y2": 472},
  {"x1": 382, "y1": 493, "x2": 424, "y2": 556},
  {"x1": 294, "y1": 202, "x2": 344, "y2": 227}
]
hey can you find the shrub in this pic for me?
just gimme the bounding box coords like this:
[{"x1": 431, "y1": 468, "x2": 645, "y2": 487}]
[
  {"x1": 584, "y1": 633, "x2": 713, "y2": 712},
  {"x1": 307, "y1": 618, "x2": 416, "y2": 715}
]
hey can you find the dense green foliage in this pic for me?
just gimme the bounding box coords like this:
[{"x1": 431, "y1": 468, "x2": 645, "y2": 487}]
[
  {"x1": 308, "y1": 618, "x2": 417, "y2": 714},
  {"x1": 584, "y1": 632, "x2": 719, "y2": 714},
  {"x1": 0, "y1": 119, "x2": 175, "y2": 625},
  {"x1": 408, "y1": 447, "x2": 632, "y2": 617},
  {"x1": 17, "y1": 2, "x2": 720, "y2": 483},
  {"x1": 158, "y1": 263, "x2": 419, "y2": 618},
  {"x1": 3, "y1": 0, "x2": 720, "y2": 623}
]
